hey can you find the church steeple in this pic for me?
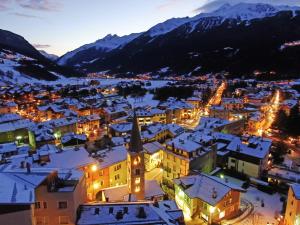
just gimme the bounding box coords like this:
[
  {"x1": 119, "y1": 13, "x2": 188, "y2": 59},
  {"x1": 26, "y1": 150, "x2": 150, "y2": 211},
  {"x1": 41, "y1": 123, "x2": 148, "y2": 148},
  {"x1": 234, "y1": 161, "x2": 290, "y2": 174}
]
[
  {"x1": 127, "y1": 109, "x2": 145, "y2": 200},
  {"x1": 129, "y1": 110, "x2": 143, "y2": 153}
]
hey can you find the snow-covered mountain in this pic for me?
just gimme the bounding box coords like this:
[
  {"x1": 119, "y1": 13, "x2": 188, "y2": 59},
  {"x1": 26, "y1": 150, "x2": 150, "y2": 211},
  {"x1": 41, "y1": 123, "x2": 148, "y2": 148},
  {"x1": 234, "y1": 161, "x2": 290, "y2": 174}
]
[
  {"x1": 147, "y1": 17, "x2": 191, "y2": 37},
  {"x1": 59, "y1": 3, "x2": 300, "y2": 70},
  {"x1": 79, "y1": 2, "x2": 300, "y2": 76},
  {"x1": 201, "y1": 3, "x2": 299, "y2": 21},
  {"x1": 57, "y1": 33, "x2": 141, "y2": 66},
  {"x1": 0, "y1": 29, "x2": 82, "y2": 82},
  {"x1": 39, "y1": 50, "x2": 59, "y2": 61}
]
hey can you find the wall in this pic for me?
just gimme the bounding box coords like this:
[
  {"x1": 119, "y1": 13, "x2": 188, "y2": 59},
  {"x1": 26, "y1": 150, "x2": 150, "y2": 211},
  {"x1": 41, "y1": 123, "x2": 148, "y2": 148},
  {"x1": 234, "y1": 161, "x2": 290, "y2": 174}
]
[{"x1": 0, "y1": 205, "x2": 33, "y2": 225}]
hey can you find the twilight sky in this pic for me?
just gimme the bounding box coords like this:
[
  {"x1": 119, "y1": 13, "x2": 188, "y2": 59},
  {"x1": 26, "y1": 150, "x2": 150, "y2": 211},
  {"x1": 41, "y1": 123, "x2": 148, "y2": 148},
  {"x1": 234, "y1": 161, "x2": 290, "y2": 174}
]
[{"x1": 0, "y1": 0, "x2": 299, "y2": 56}]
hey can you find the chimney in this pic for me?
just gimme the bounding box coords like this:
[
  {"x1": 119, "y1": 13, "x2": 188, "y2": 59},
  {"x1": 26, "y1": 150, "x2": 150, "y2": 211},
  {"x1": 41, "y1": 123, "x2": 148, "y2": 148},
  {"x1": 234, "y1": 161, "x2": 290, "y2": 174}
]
[
  {"x1": 20, "y1": 161, "x2": 25, "y2": 168},
  {"x1": 212, "y1": 188, "x2": 218, "y2": 199},
  {"x1": 137, "y1": 207, "x2": 147, "y2": 219},
  {"x1": 116, "y1": 210, "x2": 123, "y2": 220},
  {"x1": 94, "y1": 208, "x2": 100, "y2": 215},
  {"x1": 26, "y1": 162, "x2": 31, "y2": 173}
]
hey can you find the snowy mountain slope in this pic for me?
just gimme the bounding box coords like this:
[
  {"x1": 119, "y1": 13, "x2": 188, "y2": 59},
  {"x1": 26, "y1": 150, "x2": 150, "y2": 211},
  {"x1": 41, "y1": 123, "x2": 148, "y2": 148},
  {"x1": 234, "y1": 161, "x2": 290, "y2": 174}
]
[
  {"x1": 0, "y1": 49, "x2": 52, "y2": 83},
  {"x1": 59, "y1": 3, "x2": 300, "y2": 70},
  {"x1": 203, "y1": 3, "x2": 298, "y2": 20},
  {"x1": 39, "y1": 50, "x2": 59, "y2": 61},
  {"x1": 147, "y1": 17, "x2": 191, "y2": 37},
  {"x1": 57, "y1": 33, "x2": 141, "y2": 66},
  {"x1": 186, "y1": 3, "x2": 300, "y2": 32},
  {"x1": 0, "y1": 29, "x2": 83, "y2": 81},
  {"x1": 81, "y1": 3, "x2": 300, "y2": 77}
]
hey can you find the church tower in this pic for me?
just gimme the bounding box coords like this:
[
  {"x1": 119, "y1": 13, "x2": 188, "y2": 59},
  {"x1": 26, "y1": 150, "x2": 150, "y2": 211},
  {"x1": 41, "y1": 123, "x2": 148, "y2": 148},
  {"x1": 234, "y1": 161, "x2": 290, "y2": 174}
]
[{"x1": 127, "y1": 111, "x2": 145, "y2": 200}]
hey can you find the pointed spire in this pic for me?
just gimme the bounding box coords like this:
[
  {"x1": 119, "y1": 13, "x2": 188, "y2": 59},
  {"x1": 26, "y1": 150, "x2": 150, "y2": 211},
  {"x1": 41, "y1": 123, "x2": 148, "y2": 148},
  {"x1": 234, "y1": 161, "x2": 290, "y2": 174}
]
[{"x1": 129, "y1": 109, "x2": 143, "y2": 153}]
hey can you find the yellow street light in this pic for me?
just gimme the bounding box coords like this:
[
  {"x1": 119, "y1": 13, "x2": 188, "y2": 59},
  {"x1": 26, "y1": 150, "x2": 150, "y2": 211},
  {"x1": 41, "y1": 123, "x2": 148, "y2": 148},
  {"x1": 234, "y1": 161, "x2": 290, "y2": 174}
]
[{"x1": 93, "y1": 182, "x2": 99, "y2": 190}]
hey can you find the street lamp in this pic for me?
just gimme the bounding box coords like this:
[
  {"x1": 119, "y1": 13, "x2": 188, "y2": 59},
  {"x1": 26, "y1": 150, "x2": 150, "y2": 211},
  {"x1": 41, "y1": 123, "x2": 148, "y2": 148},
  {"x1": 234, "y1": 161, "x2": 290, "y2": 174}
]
[{"x1": 91, "y1": 164, "x2": 98, "y2": 172}]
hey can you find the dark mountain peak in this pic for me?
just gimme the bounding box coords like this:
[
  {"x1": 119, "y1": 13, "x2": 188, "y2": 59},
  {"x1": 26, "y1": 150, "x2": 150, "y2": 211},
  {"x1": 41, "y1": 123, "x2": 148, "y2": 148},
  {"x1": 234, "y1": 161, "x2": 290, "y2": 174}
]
[{"x1": 0, "y1": 29, "x2": 45, "y2": 60}]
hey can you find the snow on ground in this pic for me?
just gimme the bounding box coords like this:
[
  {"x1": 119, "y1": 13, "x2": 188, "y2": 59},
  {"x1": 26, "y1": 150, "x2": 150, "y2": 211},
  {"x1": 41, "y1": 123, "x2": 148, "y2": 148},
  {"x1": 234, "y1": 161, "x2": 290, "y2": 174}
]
[
  {"x1": 127, "y1": 93, "x2": 159, "y2": 107},
  {"x1": 95, "y1": 78, "x2": 168, "y2": 89},
  {"x1": 238, "y1": 186, "x2": 283, "y2": 225}
]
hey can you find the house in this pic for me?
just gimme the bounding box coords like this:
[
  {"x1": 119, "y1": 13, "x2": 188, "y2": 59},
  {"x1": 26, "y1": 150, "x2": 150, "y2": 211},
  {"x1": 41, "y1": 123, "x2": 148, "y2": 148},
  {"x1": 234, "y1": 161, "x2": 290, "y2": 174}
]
[
  {"x1": 0, "y1": 142, "x2": 18, "y2": 158},
  {"x1": 284, "y1": 184, "x2": 300, "y2": 225},
  {"x1": 0, "y1": 169, "x2": 87, "y2": 225},
  {"x1": 29, "y1": 124, "x2": 55, "y2": 149},
  {"x1": 42, "y1": 117, "x2": 77, "y2": 139},
  {"x1": 0, "y1": 119, "x2": 34, "y2": 144},
  {"x1": 131, "y1": 107, "x2": 166, "y2": 126},
  {"x1": 174, "y1": 174, "x2": 244, "y2": 223},
  {"x1": 143, "y1": 141, "x2": 164, "y2": 172},
  {"x1": 91, "y1": 146, "x2": 128, "y2": 200},
  {"x1": 163, "y1": 133, "x2": 217, "y2": 195},
  {"x1": 159, "y1": 99, "x2": 196, "y2": 123},
  {"x1": 61, "y1": 132, "x2": 87, "y2": 147},
  {"x1": 77, "y1": 114, "x2": 101, "y2": 138},
  {"x1": 209, "y1": 106, "x2": 230, "y2": 120},
  {"x1": 110, "y1": 122, "x2": 132, "y2": 137},
  {"x1": 221, "y1": 98, "x2": 244, "y2": 111},
  {"x1": 226, "y1": 136, "x2": 272, "y2": 178},
  {"x1": 0, "y1": 101, "x2": 17, "y2": 114},
  {"x1": 0, "y1": 145, "x2": 98, "y2": 203},
  {"x1": 197, "y1": 117, "x2": 245, "y2": 135}
]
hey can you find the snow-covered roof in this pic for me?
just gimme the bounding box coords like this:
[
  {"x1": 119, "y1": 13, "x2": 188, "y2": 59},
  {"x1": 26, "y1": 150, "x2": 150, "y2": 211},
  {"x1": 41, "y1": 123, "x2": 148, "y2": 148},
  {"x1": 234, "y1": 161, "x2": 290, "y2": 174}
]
[
  {"x1": 174, "y1": 174, "x2": 244, "y2": 206},
  {"x1": 61, "y1": 132, "x2": 87, "y2": 144},
  {"x1": 197, "y1": 117, "x2": 230, "y2": 130},
  {"x1": 143, "y1": 142, "x2": 164, "y2": 154},
  {"x1": 0, "y1": 172, "x2": 47, "y2": 204},
  {"x1": 1, "y1": 146, "x2": 96, "y2": 171},
  {"x1": 96, "y1": 146, "x2": 127, "y2": 169},
  {"x1": 0, "y1": 142, "x2": 17, "y2": 154},
  {"x1": 110, "y1": 122, "x2": 132, "y2": 133},
  {"x1": 166, "y1": 133, "x2": 201, "y2": 153},
  {"x1": 0, "y1": 119, "x2": 34, "y2": 133},
  {"x1": 0, "y1": 113, "x2": 21, "y2": 124},
  {"x1": 227, "y1": 136, "x2": 271, "y2": 159},
  {"x1": 77, "y1": 200, "x2": 182, "y2": 225},
  {"x1": 42, "y1": 117, "x2": 77, "y2": 128}
]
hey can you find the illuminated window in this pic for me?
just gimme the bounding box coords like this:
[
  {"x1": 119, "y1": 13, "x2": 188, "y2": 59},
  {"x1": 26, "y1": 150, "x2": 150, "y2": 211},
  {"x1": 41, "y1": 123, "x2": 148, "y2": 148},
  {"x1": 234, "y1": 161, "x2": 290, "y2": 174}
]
[
  {"x1": 114, "y1": 164, "x2": 121, "y2": 171},
  {"x1": 219, "y1": 211, "x2": 225, "y2": 219},
  {"x1": 135, "y1": 186, "x2": 140, "y2": 192},
  {"x1": 135, "y1": 177, "x2": 141, "y2": 184},
  {"x1": 133, "y1": 157, "x2": 141, "y2": 165}
]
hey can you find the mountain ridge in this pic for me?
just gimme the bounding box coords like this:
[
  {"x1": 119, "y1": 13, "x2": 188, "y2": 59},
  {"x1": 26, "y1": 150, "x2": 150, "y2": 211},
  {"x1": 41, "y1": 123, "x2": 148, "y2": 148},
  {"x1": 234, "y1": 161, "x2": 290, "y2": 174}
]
[{"x1": 57, "y1": 3, "x2": 300, "y2": 78}]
